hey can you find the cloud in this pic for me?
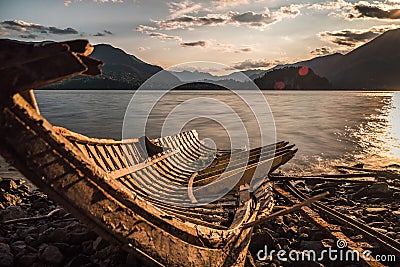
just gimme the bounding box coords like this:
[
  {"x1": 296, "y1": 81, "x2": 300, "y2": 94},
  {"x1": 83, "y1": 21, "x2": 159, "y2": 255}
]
[
  {"x1": 136, "y1": 24, "x2": 182, "y2": 41},
  {"x1": 180, "y1": 40, "x2": 208, "y2": 47},
  {"x1": 215, "y1": 43, "x2": 253, "y2": 53},
  {"x1": 149, "y1": 32, "x2": 182, "y2": 41},
  {"x1": 310, "y1": 46, "x2": 336, "y2": 56},
  {"x1": 231, "y1": 59, "x2": 283, "y2": 70},
  {"x1": 319, "y1": 25, "x2": 400, "y2": 47},
  {"x1": 212, "y1": 0, "x2": 249, "y2": 9},
  {"x1": 136, "y1": 25, "x2": 157, "y2": 32},
  {"x1": 168, "y1": 0, "x2": 204, "y2": 18},
  {"x1": 136, "y1": 21, "x2": 255, "y2": 53},
  {"x1": 0, "y1": 20, "x2": 79, "y2": 35},
  {"x1": 239, "y1": 47, "x2": 252, "y2": 52},
  {"x1": 348, "y1": 4, "x2": 400, "y2": 19},
  {"x1": 166, "y1": 0, "x2": 256, "y2": 18},
  {"x1": 155, "y1": 15, "x2": 227, "y2": 30},
  {"x1": 19, "y1": 34, "x2": 39, "y2": 39},
  {"x1": 154, "y1": 4, "x2": 302, "y2": 30},
  {"x1": 309, "y1": 0, "x2": 400, "y2": 20},
  {"x1": 138, "y1": 46, "x2": 150, "y2": 51},
  {"x1": 93, "y1": 30, "x2": 114, "y2": 36},
  {"x1": 229, "y1": 10, "x2": 275, "y2": 26},
  {"x1": 308, "y1": 0, "x2": 351, "y2": 11}
]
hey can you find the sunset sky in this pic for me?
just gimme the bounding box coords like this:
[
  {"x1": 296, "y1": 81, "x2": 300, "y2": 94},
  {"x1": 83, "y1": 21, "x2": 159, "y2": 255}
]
[{"x1": 1, "y1": 0, "x2": 400, "y2": 73}]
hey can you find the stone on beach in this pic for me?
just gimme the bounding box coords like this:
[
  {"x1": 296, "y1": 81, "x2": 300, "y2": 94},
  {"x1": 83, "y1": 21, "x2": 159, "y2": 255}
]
[{"x1": 0, "y1": 243, "x2": 14, "y2": 267}]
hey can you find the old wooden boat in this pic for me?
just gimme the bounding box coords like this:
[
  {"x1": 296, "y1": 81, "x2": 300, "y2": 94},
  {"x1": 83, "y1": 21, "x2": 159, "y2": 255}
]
[{"x1": 0, "y1": 39, "x2": 297, "y2": 266}]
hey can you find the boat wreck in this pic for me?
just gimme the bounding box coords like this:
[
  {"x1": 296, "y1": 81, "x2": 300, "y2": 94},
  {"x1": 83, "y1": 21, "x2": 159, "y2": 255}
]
[{"x1": 0, "y1": 39, "x2": 297, "y2": 266}]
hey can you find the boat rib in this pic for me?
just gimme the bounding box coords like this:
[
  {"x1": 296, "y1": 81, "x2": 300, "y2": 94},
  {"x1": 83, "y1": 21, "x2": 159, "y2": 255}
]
[{"x1": 0, "y1": 39, "x2": 297, "y2": 267}]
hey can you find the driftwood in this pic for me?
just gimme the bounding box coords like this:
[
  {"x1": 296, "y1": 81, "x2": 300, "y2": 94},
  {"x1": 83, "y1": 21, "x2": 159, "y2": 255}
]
[
  {"x1": 336, "y1": 165, "x2": 400, "y2": 180},
  {"x1": 0, "y1": 39, "x2": 102, "y2": 93},
  {"x1": 270, "y1": 175, "x2": 376, "y2": 183},
  {"x1": 2, "y1": 208, "x2": 65, "y2": 225},
  {"x1": 242, "y1": 191, "x2": 330, "y2": 228}
]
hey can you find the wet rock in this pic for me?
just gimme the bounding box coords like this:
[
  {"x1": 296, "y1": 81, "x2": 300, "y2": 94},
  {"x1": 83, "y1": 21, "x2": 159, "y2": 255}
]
[
  {"x1": 392, "y1": 210, "x2": 400, "y2": 218},
  {"x1": 275, "y1": 226, "x2": 288, "y2": 235},
  {"x1": 309, "y1": 230, "x2": 326, "y2": 241},
  {"x1": 17, "y1": 253, "x2": 37, "y2": 267},
  {"x1": 65, "y1": 222, "x2": 96, "y2": 244},
  {"x1": 51, "y1": 243, "x2": 78, "y2": 257},
  {"x1": 46, "y1": 228, "x2": 68, "y2": 243},
  {"x1": 363, "y1": 214, "x2": 381, "y2": 223},
  {"x1": 353, "y1": 183, "x2": 392, "y2": 199},
  {"x1": 275, "y1": 238, "x2": 290, "y2": 247},
  {"x1": 294, "y1": 262, "x2": 324, "y2": 267},
  {"x1": 249, "y1": 230, "x2": 276, "y2": 255},
  {"x1": 92, "y1": 236, "x2": 107, "y2": 251},
  {"x1": 31, "y1": 198, "x2": 51, "y2": 210},
  {"x1": 10, "y1": 240, "x2": 26, "y2": 254},
  {"x1": 81, "y1": 240, "x2": 94, "y2": 255},
  {"x1": 288, "y1": 226, "x2": 298, "y2": 235},
  {"x1": 0, "y1": 243, "x2": 14, "y2": 267},
  {"x1": 299, "y1": 233, "x2": 309, "y2": 240},
  {"x1": 39, "y1": 245, "x2": 64, "y2": 265},
  {"x1": 299, "y1": 241, "x2": 323, "y2": 252},
  {"x1": 0, "y1": 179, "x2": 18, "y2": 191},
  {"x1": 0, "y1": 193, "x2": 21, "y2": 207},
  {"x1": 24, "y1": 235, "x2": 36, "y2": 245},
  {"x1": 94, "y1": 245, "x2": 120, "y2": 261},
  {"x1": 366, "y1": 198, "x2": 384, "y2": 204},
  {"x1": 334, "y1": 206, "x2": 351, "y2": 214},
  {"x1": 126, "y1": 252, "x2": 144, "y2": 266},
  {"x1": 65, "y1": 255, "x2": 91, "y2": 267},
  {"x1": 1, "y1": 206, "x2": 26, "y2": 221},
  {"x1": 35, "y1": 227, "x2": 55, "y2": 245},
  {"x1": 341, "y1": 227, "x2": 355, "y2": 236},
  {"x1": 298, "y1": 226, "x2": 310, "y2": 235},
  {"x1": 368, "y1": 221, "x2": 390, "y2": 228}
]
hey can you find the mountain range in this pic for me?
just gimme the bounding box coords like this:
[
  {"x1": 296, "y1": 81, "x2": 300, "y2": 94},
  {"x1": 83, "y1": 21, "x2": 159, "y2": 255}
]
[
  {"x1": 47, "y1": 28, "x2": 400, "y2": 90},
  {"x1": 273, "y1": 28, "x2": 400, "y2": 89},
  {"x1": 48, "y1": 44, "x2": 179, "y2": 89}
]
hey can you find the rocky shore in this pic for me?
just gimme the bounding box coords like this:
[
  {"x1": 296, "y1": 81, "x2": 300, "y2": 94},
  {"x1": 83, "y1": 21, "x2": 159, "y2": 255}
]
[
  {"x1": 0, "y1": 157, "x2": 142, "y2": 267},
  {"x1": 1, "y1": 157, "x2": 399, "y2": 267},
  {"x1": 250, "y1": 177, "x2": 400, "y2": 267},
  {"x1": 0, "y1": 177, "x2": 139, "y2": 267}
]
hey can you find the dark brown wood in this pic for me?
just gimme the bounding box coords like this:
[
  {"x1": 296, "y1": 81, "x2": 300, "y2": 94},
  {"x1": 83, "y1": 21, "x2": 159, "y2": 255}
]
[
  {"x1": 242, "y1": 191, "x2": 330, "y2": 228},
  {"x1": 0, "y1": 39, "x2": 299, "y2": 266},
  {"x1": 0, "y1": 39, "x2": 102, "y2": 93}
]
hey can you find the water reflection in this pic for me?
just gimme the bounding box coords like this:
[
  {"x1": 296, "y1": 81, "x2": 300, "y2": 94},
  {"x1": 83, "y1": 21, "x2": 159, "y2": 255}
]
[
  {"x1": 35, "y1": 90, "x2": 400, "y2": 174},
  {"x1": 346, "y1": 92, "x2": 400, "y2": 167}
]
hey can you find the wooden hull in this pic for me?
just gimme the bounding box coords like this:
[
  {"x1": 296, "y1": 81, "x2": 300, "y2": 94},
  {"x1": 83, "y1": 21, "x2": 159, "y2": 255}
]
[
  {"x1": 0, "y1": 93, "x2": 280, "y2": 266},
  {"x1": 0, "y1": 39, "x2": 298, "y2": 267}
]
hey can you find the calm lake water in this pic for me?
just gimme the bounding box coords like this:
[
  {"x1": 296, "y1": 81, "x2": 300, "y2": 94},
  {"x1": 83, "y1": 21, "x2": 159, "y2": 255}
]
[{"x1": 35, "y1": 90, "x2": 400, "y2": 174}]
